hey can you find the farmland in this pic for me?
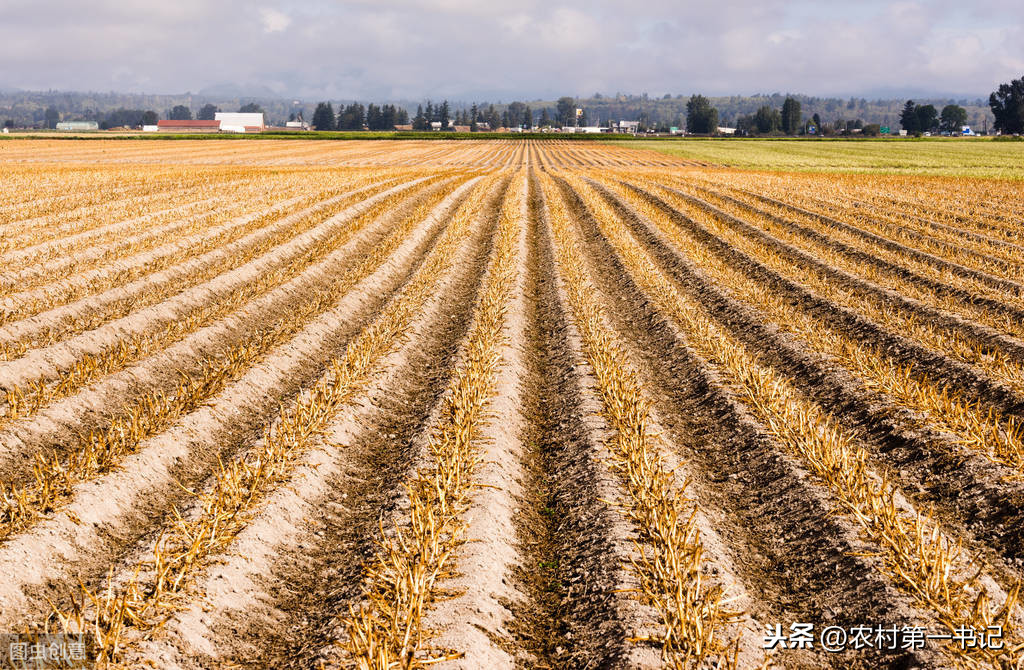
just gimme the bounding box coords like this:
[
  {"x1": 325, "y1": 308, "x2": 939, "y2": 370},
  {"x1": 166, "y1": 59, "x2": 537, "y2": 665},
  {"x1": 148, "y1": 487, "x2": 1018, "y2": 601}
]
[
  {"x1": 610, "y1": 137, "x2": 1024, "y2": 178},
  {"x1": 2, "y1": 138, "x2": 1024, "y2": 669}
]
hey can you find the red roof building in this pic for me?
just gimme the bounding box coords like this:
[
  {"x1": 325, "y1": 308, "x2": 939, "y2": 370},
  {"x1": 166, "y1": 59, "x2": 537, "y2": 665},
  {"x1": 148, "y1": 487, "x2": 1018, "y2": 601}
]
[{"x1": 156, "y1": 120, "x2": 221, "y2": 132}]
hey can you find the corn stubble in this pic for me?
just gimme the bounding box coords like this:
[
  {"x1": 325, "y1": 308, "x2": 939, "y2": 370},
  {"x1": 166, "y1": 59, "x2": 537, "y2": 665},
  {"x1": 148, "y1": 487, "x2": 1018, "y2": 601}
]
[{"x1": 2, "y1": 144, "x2": 1023, "y2": 669}]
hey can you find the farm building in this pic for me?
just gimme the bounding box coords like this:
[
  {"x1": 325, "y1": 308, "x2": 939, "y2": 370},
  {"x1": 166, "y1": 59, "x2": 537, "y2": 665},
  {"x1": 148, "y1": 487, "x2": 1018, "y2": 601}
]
[
  {"x1": 615, "y1": 120, "x2": 640, "y2": 134},
  {"x1": 394, "y1": 124, "x2": 413, "y2": 131},
  {"x1": 56, "y1": 121, "x2": 99, "y2": 131},
  {"x1": 215, "y1": 112, "x2": 266, "y2": 133},
  {"x1": 156, "y1": 120, "x2": 221, "y2": 133}
]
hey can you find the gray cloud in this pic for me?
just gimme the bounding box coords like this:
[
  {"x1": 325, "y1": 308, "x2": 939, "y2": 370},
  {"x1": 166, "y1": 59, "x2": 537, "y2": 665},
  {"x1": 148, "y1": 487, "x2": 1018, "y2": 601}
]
[{"x1": 2, "y1": 0, "x2": 1020, "y2": 98}]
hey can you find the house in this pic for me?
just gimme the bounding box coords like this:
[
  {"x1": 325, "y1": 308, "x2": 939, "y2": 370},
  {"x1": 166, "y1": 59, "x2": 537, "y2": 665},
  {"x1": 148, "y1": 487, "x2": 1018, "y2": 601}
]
[
  {"x1": 717, "y1": 126, "x2": 737, "y2": 135},
  {"x1": 156, "y1": 120, "x2": 221, "y2": 133},
  {"x1": 55, "y1": 121, "x2": 99, "y2": 131},
  {"x1": 615, "y1": 120, "x2": 640, "y2": 134},
  {"x1": 215, "y1": 112, "x2": 265, "y2": 133},
  {"x1": 285, "y1": 120, "x2": 309, "y2": 130}
]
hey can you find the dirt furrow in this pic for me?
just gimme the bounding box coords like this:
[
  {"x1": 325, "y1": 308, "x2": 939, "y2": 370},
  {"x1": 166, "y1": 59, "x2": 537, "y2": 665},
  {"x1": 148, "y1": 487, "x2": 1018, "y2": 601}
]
[
  {"x1": 125, "y1": 174, "x2": 505, "y2": 670},
  {"x1": 587, "y1": 176, "x2": 1024, "y2": 598},
  {"x1": 664, "y1": 183, "x2": 1024, "y2": 327},
  {"x1": 716, "y1": 184, "x2": 1024, "y2": 294},
  {"x1": 554, "y1": 173, "x2": 952, "y2": 669},
  {"x1": 629, "y1": 181, "x2": 1024, "y2": 412},
  {"x1": 0, "y1": 176, "x2": 429, "y2": 382},
  {"x1": 0, "y1": 176, "x2": 484, "y2": 633}
]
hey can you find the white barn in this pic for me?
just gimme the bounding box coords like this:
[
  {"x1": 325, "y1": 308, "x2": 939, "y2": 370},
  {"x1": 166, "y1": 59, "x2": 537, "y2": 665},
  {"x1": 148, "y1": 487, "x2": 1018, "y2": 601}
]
[{"x1": 215, "y1": 112, "x2": 266, "y2": 133}]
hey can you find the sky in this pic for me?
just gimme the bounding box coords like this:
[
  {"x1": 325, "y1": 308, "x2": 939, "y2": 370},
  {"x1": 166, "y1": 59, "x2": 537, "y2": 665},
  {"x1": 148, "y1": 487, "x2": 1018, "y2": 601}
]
[{"x1": 2, "y1": 0, "x2": 1022, "y2": 100}]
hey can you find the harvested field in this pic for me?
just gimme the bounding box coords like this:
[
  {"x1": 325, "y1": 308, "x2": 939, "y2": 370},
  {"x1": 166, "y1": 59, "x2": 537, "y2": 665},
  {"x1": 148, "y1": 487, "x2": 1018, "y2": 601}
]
[{"x1": 1, "y1": 139, "x2": 1024, "y2": 669}]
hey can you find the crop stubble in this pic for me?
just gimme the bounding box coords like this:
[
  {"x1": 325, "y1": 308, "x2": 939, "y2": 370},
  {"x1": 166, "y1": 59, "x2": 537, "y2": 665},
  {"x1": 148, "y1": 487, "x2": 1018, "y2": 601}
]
[{"x1": 0, "y1": 140, "x2": 1022, "y2": 669}]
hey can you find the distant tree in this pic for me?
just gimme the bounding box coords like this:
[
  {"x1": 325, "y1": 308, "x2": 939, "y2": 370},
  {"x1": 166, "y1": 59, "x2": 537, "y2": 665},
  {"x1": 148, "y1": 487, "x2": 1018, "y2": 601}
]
[
  {"x1": 990, "y1": 75, "x2": 1024, "y2": 134},
  {"x1": 812, "y1": 113, "x2": 822, "y2": 130},
  {"x1": 44, "y1": 106, "x2": 59, "y2": 129},
  {"x1": 556, "y1": 96, "x2": 576, "y2": 126},
  {"x1": 395, "y1": 106, "x2": 409, "y2": 125},
  {"x1": 197, "y1": 103, "x2": 219, "y2": 120},
  {"x1": 3, "y1": 119, "x2": 13, "y2": 129},
  {"x1": 239, "y1": 102, "x2": 264, "y2": 114},
  {"x1": 900, "y1": 100, "x2": 920, "y2": 133},
  {"x1": 141, "y1": 111, "x2": 158, "y2": 126},
  {"x1": 469, "y1": 103, "x2": 478, "y2": 131},
  {"x1": 485, "y1": 104, "x2": 500, "y2": 130},
  {"x1": 169, "y1": 105, "x2": 192, "y2": 120},
  {"x1": 312, "y1": 102, "x2": 335, "y2": 130},
  {"x1": 425, "y1": 101, "x2": 434, "y2": 122},
  {"x1": 439, "y1": 100, "x2": 450, "y2": 129},
  {"x1": 338, "y1": 103, "x2": 365, "y2": 130},
  {"x1": 539, "y1": 108, "x2": 551, "y2": 127},
  {"x1": 753, "y1": 105, "x2": 781, "y2": 134},
  {"x1": 916, "y1": 104, "x2": 938, "y2": 132},
  {"x1": 781, "y1": 96, "x2": 801, "y2": 135},
  {"x1": 522, "y1": 105, "x2": 532, "y2": 129},
  {"x1": 412, "y1": 105, "x2": 428, "y2": 130},
  {"x1": 365, "y1": 104, "x2": 382, "y2": 130},
  {"x1": 940, "y1": 104, "x2": 968, "y2": 133},
  {"x1": 862, "y1": 123, "x2": 881, "y2": 136},
  {"x1": 685, "y1": 94, "x2": 719, "y2": 134}
]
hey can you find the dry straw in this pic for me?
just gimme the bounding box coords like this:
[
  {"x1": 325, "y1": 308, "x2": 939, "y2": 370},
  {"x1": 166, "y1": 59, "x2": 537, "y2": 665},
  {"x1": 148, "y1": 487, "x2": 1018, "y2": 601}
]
[
  {"x1": 541, "y1": 172, "x2": 738, "y2": 670},
  {"x1": 342, "y1": 173, "x2": 522, "y2": 669},
  {"x1": 52, "y1": 173, "x2": 492, "y2": 664},
  {"x1": 572, "y1": 172, "x2": 1023, "y2": 668}
]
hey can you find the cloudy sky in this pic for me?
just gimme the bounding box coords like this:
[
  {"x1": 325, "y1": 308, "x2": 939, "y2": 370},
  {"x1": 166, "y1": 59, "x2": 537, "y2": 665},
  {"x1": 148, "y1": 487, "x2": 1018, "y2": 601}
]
[{"x1": 2, "y1": 0, "x2": 1021, "y2": 100}]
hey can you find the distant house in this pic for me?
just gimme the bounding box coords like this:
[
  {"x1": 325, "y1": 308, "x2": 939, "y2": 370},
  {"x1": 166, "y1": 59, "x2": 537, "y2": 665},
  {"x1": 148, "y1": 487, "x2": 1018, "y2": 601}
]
[
  {"x1": 285, "y1": 120, "x2": 309, "y2": 130},
  {"x1": 717, "y1": 126, "x2": 737, "y2": 135},
  {"x1": 615, "y1": 120, "x2": 640, "y2": 134},
  {"x1": 215, "y1": 112, "x2": 265, "y2": 133},
  {"x1": 394, "y1": 124, "x2": 413, "y2": 131},
  {"x1": 56, "y1": 121, "x2": 99, "y2": 131},
  {"x1": 156, "y1": 120, "x2": 221, "y2": 133},
  {"x1": 452, "y1": 125, "x2": 470, "y2": 133},
  {"x1": 430, "y1": 121, "x2": 443, "y2": 131}
]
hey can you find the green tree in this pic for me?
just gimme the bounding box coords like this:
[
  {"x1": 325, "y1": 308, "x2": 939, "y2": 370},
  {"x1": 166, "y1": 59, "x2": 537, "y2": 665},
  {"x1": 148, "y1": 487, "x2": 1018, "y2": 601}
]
[
  {"x1": 753, "y1": 105, "x2": 781, "y2": 134},
  {"x1": 3, "y1": 119, "x2": 13, "y2": 129},
  {"x1": 365, "y1": 104, "x2": 382, "y2": 130},
  {"x1": 539, "y1": 108, "x2": 551, "y2": 127},
  {"x1": 812, "y1": 113, "x2": 822, "y2": 131},
  {"x1": 44, "y1": 106, "x2": 59, "y2": 129},
  {"x1": 990, "y1": 76, "x2": 1024, "y2": 134},
  {"x1": 439, "y1": 100, "x2": 450, "y2": 129},
  {"x1": 197, "y1": 103, "x2": 219, "y2": 120},
  {"x1": 939, "y1": 104, "x2": 968, "y2": 133},
  {"x1": 916, "y1": 104, "x2": 938, "y2": 132},
  {"x1": 312, "y1": 102, "x2": 335, "y2": 130},
  {"x1": 685, "y1": 94, "x2": 719, "y2": 134},
  {"x1": 169, "y1": 105, "x2": 192, "y2": 120},
  {"x1": 469, "y1": 103, "x2": 478, "y2": 132},
  {"x1": 412, "y1": 104, "x2": 428, "y2": 131},
  {"x1": 900, "y1": 100, "x2": 920, "y2": 133},
  {"x1": 781, "y1": 96, "x2": 801, "y2": 135},
  {"x1": 556, "y1": 96, "x2": 576, "y2": 126},
  {"x1": 239, "y1": 102, "x2": 264, "y2": 114},
  {"x1": 141, "y1": 111, "x2": 158, "y2": 126}
]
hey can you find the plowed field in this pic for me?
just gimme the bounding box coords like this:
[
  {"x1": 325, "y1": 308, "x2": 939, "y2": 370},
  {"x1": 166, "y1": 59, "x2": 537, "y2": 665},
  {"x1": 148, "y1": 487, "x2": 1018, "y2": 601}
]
[{"x1": 2, "y1": 139, "x2": 1023, "y2": 670}]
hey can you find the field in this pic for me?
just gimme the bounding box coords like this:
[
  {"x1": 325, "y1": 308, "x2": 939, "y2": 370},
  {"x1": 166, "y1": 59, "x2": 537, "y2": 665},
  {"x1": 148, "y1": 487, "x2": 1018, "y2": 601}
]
[
  {"x1": 610, "y1": 137, "x2": 1024, "y2": 178},
  {"x1": 2, "y1": 138, "x2": 1024, "y2": 669}
]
